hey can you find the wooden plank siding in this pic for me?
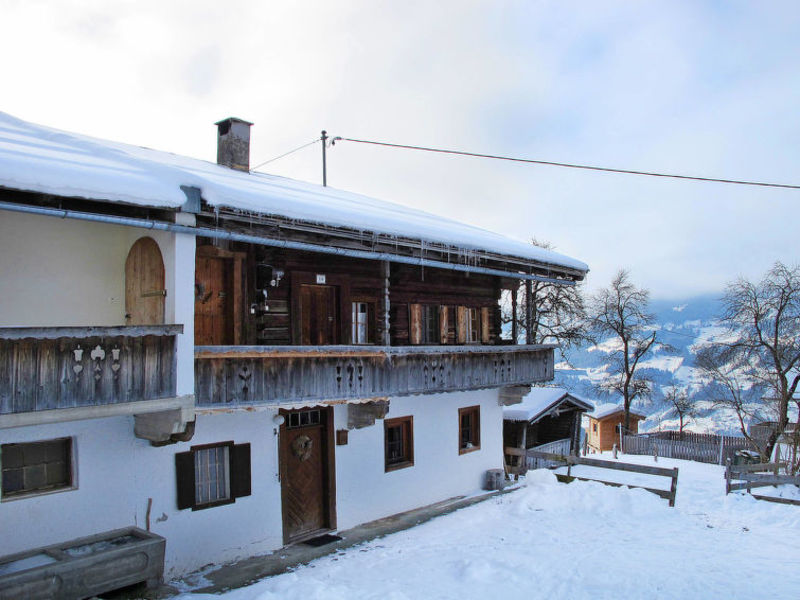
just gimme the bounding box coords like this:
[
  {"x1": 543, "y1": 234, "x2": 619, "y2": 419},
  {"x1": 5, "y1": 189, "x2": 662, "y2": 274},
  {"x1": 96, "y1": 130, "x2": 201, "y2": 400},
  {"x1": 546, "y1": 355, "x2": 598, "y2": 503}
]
[
  {"x1": 203, "y1": 242, "x2": 506, "y2": 348},
  {"x1": 0, "y1": 326, "x2": 181, "y2": 414},
  {"x1": 194, "y1": 345, "x2": 554, "y2": 407}
]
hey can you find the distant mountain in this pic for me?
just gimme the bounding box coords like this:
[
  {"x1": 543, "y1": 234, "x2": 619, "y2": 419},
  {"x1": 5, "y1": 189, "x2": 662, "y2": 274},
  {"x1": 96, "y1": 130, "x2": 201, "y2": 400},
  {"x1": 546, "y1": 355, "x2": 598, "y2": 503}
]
[{"x1": 553, "y1": 293, "x2": 754, "y2": 435}]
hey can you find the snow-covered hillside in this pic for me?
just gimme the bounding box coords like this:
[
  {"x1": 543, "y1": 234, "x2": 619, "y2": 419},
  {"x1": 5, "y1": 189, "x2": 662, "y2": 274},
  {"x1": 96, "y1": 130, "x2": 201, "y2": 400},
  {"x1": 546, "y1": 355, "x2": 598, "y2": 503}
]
[{"x1": 555, "y1": 294, "x2": 757, "y2": 434}]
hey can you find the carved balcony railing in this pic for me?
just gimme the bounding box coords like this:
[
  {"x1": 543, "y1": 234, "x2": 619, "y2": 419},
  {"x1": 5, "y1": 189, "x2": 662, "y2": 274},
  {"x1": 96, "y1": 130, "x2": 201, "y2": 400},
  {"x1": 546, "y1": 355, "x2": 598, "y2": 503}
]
[
  {"x1": 0, "y1": 325, "x2": 182, "y2": 415},
  {"x1": 194, "y1": 345, "x2": 554, "y2": 407}
]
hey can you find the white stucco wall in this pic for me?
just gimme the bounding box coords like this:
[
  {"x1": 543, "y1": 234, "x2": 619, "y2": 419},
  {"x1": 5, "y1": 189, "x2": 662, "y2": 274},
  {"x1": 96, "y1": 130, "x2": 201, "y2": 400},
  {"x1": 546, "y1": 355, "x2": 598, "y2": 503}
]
[
  {"x1": 0, "y1": 390, "x2": 503, "y2": 577},
  {"x1": 0, "y1": 411, "x2": 284, "y2": 577},
  {"x1": 334, "y1": 390, "x2": 503, "y2": 529},
  {"x1": 0, "y1": 210, "x2": 189, "y2": 329}
]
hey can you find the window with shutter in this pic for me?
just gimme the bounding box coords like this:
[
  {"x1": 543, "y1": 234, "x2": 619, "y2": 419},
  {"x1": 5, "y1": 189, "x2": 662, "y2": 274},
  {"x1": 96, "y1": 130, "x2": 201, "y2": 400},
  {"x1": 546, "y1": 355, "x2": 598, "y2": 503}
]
[
  {"x1": 175, "y1": 441, "x2": 251, "y2": 511},
  {"x1": 409, "y1": 304, "x2": 440, "y2": 344}
]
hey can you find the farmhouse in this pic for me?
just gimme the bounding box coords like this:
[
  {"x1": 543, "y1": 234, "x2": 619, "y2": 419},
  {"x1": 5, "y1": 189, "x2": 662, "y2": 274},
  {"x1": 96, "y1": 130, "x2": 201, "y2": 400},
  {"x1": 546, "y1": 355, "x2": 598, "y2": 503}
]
[
  {"x1": 0, "y1": 112, "x2": 587, "y2": 581},
  {"x1": 586, "y1": 404, "x2": 645, "y2": 452}
]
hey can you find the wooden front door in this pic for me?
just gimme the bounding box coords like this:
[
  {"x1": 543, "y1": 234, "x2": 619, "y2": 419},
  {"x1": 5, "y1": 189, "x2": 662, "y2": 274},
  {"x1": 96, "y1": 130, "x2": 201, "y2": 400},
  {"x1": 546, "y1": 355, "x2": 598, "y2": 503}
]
[
  {"x1": 280, "y1": 407, "x2": 335, "y2": 543},
  {"x1": 195, "y1": 255, "x2": 233, "y2": 345},
  {"x1": 125, "y1": 237, "x2": 165, "y2": 325},
  {"x1": 299, "y1": 284, "x2": 338, "y2": 345}
]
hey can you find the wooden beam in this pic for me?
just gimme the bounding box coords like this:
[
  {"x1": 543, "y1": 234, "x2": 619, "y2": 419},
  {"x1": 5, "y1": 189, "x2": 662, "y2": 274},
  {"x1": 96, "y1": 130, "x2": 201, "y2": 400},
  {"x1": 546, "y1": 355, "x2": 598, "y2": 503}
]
[{"x1": 525, "y1": 280, "x2": 533, "y2": 345}]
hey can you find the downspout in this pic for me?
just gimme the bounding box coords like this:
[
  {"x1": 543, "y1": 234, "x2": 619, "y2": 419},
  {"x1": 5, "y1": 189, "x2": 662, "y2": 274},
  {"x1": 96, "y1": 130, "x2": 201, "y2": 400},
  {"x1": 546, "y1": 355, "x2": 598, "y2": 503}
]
[{"x1": 0, "y1": 200, "x2": 577, "y2": 286}]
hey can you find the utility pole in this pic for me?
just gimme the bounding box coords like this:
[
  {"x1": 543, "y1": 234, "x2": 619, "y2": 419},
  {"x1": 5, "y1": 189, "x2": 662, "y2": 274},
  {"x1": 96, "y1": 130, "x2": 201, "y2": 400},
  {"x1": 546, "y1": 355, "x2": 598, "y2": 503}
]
[{"x1": 321, "y1": 130, "x2": 328, "y2": 186}]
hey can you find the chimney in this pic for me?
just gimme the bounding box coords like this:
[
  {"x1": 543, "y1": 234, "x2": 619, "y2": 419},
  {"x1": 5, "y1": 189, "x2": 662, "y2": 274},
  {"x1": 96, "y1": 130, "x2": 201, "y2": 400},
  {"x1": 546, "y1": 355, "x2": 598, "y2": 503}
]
[{"x1": 215, "y1": 117, "x2": 253, "y2": 171}]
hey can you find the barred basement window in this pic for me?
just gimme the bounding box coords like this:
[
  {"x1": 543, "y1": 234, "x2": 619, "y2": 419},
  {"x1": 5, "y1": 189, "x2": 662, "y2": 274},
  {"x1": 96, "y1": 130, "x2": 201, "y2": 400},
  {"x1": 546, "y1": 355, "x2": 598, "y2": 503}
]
[
  {"x1": 176, "y1": 441, "x2": 251, "y2": 510},
  {"x1": 384, "y1": 416, "x2": 414, "y2": 472},
  {"x1": 459, "y1": 406, "x2": 481, "y2": 454},
  {"x1": 1, "y1": 438, "x2": 73, "y2": 499}
]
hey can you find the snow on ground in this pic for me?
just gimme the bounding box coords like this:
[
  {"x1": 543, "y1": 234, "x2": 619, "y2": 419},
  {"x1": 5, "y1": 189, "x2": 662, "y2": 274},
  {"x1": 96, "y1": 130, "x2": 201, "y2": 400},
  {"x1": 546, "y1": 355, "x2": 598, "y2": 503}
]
[{"x1": 174, "y1": 455, "x2": 799, "y2": 600}]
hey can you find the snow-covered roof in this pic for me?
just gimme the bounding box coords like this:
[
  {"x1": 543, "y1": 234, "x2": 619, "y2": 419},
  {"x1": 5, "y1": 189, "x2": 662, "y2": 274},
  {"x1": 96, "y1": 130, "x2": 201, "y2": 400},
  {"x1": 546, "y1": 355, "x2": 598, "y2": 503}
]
[
  {"x1": 589, "y1": 403, "x2": 645, "y2": 420},
  {"x1": 0, "y1": 112, "x2": 587, "y2": 274},
  {"x1": 503, "y1": 387, "x2": 592, "y2": 422}
]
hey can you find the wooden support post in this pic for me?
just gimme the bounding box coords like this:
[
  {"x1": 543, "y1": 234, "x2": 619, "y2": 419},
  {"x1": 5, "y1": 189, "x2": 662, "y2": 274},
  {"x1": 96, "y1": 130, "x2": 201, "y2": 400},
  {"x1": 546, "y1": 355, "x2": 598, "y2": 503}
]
[
  {"x1": 518, "y1": 423, "x2": 528, "y2": 477},
  {"x1": 511, "y1": 286, "x2": 518, "y2": 344},
  {"x1": 525, "y1": 280, "x2": 533, "y2": 345},
  {"x1": 725, "y1": 458, "x2": 731, "y2": 495},
  {"x1": 381, "y1": 261, "x2": 391, "y2": 346}
]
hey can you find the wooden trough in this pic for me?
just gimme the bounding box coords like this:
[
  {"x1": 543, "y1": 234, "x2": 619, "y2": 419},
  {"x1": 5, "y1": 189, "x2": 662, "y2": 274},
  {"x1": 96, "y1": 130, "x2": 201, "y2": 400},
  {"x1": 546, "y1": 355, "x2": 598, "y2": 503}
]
[{"x1": 0, "y1": 526, "x2": 165, "y2": 600}]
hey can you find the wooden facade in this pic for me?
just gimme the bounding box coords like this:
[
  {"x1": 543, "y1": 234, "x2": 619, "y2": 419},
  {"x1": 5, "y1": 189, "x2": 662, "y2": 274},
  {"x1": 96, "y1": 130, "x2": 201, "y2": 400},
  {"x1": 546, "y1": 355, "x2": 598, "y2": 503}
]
[
  {"x1": 0, "y1": 325, "x2": 181, "y2": 415},
  {"x1": 194, "y1": 241, "x2": 505, "y2": 349},
  {"x1": 587, "y1": 409, "x2": 645, "y2": 452}
]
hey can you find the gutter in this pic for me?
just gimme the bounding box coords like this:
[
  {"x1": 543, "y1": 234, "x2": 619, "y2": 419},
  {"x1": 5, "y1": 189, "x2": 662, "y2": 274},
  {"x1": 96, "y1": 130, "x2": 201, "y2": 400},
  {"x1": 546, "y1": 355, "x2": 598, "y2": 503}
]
[{"x1": 0, "y1": 200, "x2": 577, "y2": 285}]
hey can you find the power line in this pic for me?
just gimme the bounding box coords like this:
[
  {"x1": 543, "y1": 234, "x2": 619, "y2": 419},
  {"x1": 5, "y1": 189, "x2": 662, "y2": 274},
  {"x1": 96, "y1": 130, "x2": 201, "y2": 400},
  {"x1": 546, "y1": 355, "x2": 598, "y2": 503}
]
[
  {"x1": 251, "y1": 138, "x2": 320, "y2": 171},
  {"x1": 334, "y1": 137, "x2": 800, "y2": 191}
]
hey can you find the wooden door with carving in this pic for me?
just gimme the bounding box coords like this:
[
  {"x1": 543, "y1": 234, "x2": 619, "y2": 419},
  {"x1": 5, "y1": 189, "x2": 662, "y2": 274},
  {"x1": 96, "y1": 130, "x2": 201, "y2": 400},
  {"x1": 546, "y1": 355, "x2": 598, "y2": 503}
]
[
  {"x1": 125, "y1": 237, "x2": 165, "y2": 325},
  {"x1": 280, "y1": 407, "x2": 335, "y2": 543}
]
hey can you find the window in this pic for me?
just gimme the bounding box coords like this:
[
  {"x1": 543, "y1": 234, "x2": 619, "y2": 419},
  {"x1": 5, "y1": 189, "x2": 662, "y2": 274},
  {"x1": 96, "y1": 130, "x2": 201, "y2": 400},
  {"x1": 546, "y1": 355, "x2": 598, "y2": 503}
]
[
  {"x1": 457, "y1": 306, "x2": 486, "y2": 344},
  {"x1": 466, "y1": 308, "x2": 480, "y2": 343},
  {"x1": 409, "y1": 304, "x2": 441, "y2": 344},
  {"x1": 421, "y1": 305, "x2": 439, "y2": 344},
  {"x1": 351, "y1": 301, "x2": 375, "y2": 344},
  {"x1": 1, "y1": 438, "x2": 73, "y2": 499},
  {"x1": 176, "y1": 441, "x2": 251, "y2": 510},
  {"x1": 592, "y1": 422, "x2": 598, "y2": 433},
  {"x1": 459, "y1": 406, "x2": 481, "y2": 454},
  {"x1": 384, "y1": 416, "x2": 414, "y2": 471}
]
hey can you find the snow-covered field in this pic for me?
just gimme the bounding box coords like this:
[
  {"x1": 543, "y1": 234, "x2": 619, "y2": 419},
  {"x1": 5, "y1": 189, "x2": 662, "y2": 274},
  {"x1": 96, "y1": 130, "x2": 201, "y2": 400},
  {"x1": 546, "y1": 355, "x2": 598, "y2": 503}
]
[{"x1": 175, "y1": 456, "x2": 800, "y2": 600}]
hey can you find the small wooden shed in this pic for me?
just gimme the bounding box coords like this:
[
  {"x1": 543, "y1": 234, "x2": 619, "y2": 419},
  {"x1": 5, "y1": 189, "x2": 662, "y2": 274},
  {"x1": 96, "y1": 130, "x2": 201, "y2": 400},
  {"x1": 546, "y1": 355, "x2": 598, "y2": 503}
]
[
  {"x1": 586, "y1": 404, "x2": 645, "y2": 452},
  {"x1": 503, "y1": 387, "x2": 592, "y2": 471}
]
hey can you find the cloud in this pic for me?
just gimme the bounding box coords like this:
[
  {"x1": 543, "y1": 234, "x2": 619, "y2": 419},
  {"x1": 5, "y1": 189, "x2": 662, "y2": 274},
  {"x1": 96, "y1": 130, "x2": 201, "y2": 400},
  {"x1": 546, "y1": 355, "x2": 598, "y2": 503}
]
[{"x1": 1, "y1": 0, "x2": 799, "y2": 298}]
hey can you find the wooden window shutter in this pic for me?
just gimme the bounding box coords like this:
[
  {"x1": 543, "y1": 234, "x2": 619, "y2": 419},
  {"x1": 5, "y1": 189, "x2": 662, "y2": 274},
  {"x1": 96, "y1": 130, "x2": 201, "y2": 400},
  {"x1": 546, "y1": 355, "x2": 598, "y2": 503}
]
[
  {"x1": 481, "y1": 307, "x2": 490, "y2": 343},
  {"x1": 409, "y1": 304, "x2": 422, "y2": 345},
  {"x1": 230, "y1": 443, "x2": 252, "y2": 499},
  {"x1": 456, "y1": 306, "x2": 467, "y2": 344},
  {"x1": 439, "y1": 306, "x2": 449, "y2": 344},
  {"x1": 175, "y1": 451, "x2": 195, "y2": 510}
]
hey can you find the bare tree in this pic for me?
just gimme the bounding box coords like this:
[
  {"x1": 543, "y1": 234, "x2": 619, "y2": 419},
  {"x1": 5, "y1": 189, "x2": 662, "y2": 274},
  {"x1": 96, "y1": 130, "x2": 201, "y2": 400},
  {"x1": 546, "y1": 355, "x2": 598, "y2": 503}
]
[
  {"x1": 695, "y1": 343, "x2": 767, "y2": 458},
  {"x1": 587, "y1": 270, "x2": 658, "y2": 431},
  {"x1": 502, "y1": 239, "x2": 587, "y2": 353},
  {"x1": 720, "y1": 262, "x2": 800, "y2": 461},
  {"x1": 663, "y1": 384, "x2": 696, "y2": 436}
]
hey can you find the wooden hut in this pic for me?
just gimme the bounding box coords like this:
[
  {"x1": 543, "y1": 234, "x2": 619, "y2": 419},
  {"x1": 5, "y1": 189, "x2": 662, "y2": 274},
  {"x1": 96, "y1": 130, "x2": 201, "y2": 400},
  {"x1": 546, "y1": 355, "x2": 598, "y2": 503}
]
[
  {"x1": 586, "y1": 404, "x2": 645, "y2": 452},
  {"x1": 503, "y1": 387, "x2": 592, "y2": 472}
]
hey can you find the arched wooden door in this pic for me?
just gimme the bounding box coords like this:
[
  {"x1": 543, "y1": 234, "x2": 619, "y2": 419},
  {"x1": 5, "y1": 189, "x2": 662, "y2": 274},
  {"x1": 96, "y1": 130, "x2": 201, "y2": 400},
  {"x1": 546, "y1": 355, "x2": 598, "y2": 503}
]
[{"x1": 125, "y1": 237, "x2": 166, "y2": 325}]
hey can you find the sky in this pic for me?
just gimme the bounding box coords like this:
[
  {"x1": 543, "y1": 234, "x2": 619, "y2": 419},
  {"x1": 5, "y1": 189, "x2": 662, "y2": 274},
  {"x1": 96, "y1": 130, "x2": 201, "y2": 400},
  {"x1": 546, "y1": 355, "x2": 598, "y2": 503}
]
[{"x1": 2, "y1": 0, "x2": 799, "y2": 299}]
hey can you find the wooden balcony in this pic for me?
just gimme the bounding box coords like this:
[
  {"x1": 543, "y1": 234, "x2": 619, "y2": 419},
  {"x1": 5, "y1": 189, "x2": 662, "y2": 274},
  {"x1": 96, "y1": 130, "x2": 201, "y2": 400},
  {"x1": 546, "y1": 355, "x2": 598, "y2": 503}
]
[
  {"x1": 0, "y1": 325, "x2": 182, "y2": 416},
  {"x1": 194, "y1": 344, "x2": 554, "y2": 407}
]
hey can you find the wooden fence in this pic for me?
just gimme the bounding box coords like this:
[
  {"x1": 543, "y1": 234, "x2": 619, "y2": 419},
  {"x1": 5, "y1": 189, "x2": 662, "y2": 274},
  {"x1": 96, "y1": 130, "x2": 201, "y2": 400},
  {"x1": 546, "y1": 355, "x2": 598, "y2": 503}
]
[
  {"x1": 526, "y1": 450, "x2": 679, "y2": 507},
  {"x1": 526, "y1": 438, "x2": 572, "y2": 470},
  {"x1": 724, "y1": 460, "x2": 800, "y2": 506},
  {"x1": 623, "y1": 431, "x2": 752, "y2": 465}
]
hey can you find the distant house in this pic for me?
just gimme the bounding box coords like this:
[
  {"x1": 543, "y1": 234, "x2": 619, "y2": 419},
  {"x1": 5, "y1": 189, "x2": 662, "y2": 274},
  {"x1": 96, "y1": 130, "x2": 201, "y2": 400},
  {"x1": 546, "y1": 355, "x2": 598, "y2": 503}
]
[
  {"x1": 503, "y1": 387, "x2": 592, "y2": 471},
  {"x1": 0, "y1": 111, "x2": 588, "y2": 580},
  {"x1": 586, "y1": 405, "x2": 645, "y2": 452}
]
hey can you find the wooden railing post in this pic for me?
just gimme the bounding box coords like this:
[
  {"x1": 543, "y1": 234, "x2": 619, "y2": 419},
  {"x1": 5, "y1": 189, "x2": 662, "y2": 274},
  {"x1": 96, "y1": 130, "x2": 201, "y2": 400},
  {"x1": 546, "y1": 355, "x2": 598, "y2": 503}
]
[{"x1": 668, "y1": 468, "x2": 679, "y2": 507}]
